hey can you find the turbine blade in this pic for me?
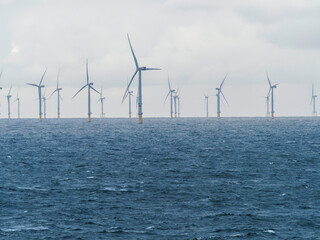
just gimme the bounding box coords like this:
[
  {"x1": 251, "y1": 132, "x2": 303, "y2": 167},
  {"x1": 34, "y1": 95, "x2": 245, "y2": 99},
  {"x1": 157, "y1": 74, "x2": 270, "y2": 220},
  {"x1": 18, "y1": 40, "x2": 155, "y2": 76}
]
[
  {"x1": 0, "y1": 70, "x2": 3, "y2": 79},
  {"x1": 122, "y1": 70, "x2": 138, "y2": 103},
  {"x1": 145, "y1": 67, "x2": 161, "y2": 70},
  {"x1": 26, "y1": 83, "x2": 38, "y2": 87},
  {"x1": 127, "y1": 34, "x2": 139, "y2": 69},
  {"x1": 49, "y1": 89, "x2": 58, "y2": 98},
  {"x1": 220, "y1": 91, "x2": 229, "y2": 105},
  {"x1": 39, "y1": 69, "x2": 47, "y2": 85},
  {"x1": 219, "y1": 72, "x2": 228, "y2": 89},
  {"x1": 168, "y1": 76, "x2": 171, "y2": 91},
  {"x1": 266, "y1": 71, "x2": 272, "y2": 87},
  {"x1": 164, "y1": 91, "x2": 170, "y2": 103},
  {"x1": 72, "y1": 84, "x2": 87, "y2": 98},
  {"x1": 267, "y1": 88, "x2": 271, "y2": 97},
  {"x1": 8, "y1": 85, "x2": 12, "y2": 95},
  {"x1": 90, "y1": 85, "x2": 100, "y2": 95},
  {"x1": 86, "y1": 59, "x2": 89, "y2": 84},
  {"x1": 57, "y1": 69, "x2": 60, "y2": 88},
  {"x1": 59, "y1": 95, "x2": 63, "y2": 101}
]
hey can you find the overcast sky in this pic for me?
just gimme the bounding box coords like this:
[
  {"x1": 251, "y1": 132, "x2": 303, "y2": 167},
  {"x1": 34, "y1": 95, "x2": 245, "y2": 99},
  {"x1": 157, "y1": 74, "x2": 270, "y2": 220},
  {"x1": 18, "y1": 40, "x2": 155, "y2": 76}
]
[{"x1": 0, "y1": 0, "x2": 320, "y2": 118}]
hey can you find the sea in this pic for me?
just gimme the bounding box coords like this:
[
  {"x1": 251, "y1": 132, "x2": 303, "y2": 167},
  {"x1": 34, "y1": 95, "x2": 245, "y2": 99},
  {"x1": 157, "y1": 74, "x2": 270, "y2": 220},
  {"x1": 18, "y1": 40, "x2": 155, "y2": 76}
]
[{"x1": 1, "y1": 117, "x2": 319, "y2": 239}]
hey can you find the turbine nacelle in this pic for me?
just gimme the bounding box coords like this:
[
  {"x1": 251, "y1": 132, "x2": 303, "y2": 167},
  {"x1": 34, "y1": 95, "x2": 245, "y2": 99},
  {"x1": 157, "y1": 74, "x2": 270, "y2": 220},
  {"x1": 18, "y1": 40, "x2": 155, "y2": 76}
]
[{"x1": 40, "y1": 85, "x2": 45, "y2": 88}]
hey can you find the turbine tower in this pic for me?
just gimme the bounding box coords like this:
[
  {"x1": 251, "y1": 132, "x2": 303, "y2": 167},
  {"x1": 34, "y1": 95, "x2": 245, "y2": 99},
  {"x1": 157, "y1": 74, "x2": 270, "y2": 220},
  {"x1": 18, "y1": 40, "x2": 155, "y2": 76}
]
[
  {"x1": 26, "y1": 69, "x2": 46, "y2": 121},
  {"x1": 311, "y1": 83, "x2": 317, "y2": 116},
  {"x1": 73, "y1": 59, "x2": 100, "y2": 122},
  {"x1": 98, "y1": 88, "x2": 106, "y2": 118},
  {"x1": 13, "y1": 91, "x2": 20, "y2": 119},
  {"x1": 266, "y1": 72, "x2": 279, "y2": 119},
  {"x1": 122, "y1": 34, "x2": 161, "y2": 124},
  {"x1": 216, "y1": 73, "x2": 228, "y2": 118},
  {"x1": 50, "y1": 71, "x2": 63, "y2": 119},
  {"x1": 42, "y1": 89, "x2": 47, "y2": 119},
  {"x1": 6, "y1": 86, "x2": 12, "y2": 119},
  {"x1": 164, "y1": 77, "x2": 175, "y2": 118}
]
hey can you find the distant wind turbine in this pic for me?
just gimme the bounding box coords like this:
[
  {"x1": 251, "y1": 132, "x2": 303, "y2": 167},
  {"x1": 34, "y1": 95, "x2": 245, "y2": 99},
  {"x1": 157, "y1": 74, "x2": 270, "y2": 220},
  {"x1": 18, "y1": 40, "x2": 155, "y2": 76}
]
[
  {"x1": 50, "y1": 70, "x2": 63, "y2": 119},
  {"x1": 177, "y1": 94, "x2": 181, "y2": 118},
  {"x1": 26, "y1": 69, "x2": 47, "y2": 121},
  {"x1": 6, "y1": 85, "x2": 12, "y2": 119},
  {"x1": 216, "y1": 73, "x2": 228, "y2": 118},
  {"x1": 73, "y1": 60, "x2": 100, "y2": 122},
  {"x1": 311, "y1": 83, "x2": 317, "y2": 116},
  {"x1": 265, "y1": 95, "x2": 270, "y2": 117},
  {"x1": 13, "y1": 90, "x2": 20, "y2": 119},
  {"x1": 173, "y1": 91, "x2": 178, "y2": 118},
  {"x1": 266, "y1": 72, "x2": 279, "y2": 119},
  {"x1": 42, "y1": 88, "x2": 47, "y2": 119},
  {"x1": 98, "y1": 88, "x2": 106, "y2": 118},
  {"x1": 203, "y1": 91, "x2": 211, "y2": 118},
  {"x1": 122, "y1": 80, "x2": 134, "y2": 118},
  {"x1": 164, "y1": 77, "x2": 175, "y2": 118},
  {"x1": 122, "y1": 34, "x2": 161, "y2": 124}
]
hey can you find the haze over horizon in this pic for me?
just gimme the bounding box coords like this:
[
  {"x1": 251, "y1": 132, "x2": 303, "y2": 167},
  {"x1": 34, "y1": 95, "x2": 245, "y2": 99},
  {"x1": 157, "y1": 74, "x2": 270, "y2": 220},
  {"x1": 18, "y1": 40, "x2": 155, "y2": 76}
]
[{"x1": 0, "y1": 0, "x2": 319, "y2": 118}]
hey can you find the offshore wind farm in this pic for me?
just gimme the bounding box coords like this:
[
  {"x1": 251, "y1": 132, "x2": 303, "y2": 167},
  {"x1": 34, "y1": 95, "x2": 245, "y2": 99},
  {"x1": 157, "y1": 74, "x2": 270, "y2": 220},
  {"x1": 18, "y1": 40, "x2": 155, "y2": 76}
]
[{"x1": 1, "y1": 1, "x2": 320, "y2": 240}]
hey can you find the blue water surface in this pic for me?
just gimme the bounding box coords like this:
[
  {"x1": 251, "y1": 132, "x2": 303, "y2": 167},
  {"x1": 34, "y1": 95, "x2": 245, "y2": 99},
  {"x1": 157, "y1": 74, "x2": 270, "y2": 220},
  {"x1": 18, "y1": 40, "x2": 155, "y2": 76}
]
[{"x1": 1, "y1": 118, "x2": 320, "y2": 239}]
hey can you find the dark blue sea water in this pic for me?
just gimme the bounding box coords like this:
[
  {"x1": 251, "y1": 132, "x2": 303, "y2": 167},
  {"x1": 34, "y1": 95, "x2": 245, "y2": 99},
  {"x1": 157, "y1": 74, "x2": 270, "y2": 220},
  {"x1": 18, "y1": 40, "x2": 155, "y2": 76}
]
[{"x1": 1, "y1": 118, "x2": 320, "y2": 239}]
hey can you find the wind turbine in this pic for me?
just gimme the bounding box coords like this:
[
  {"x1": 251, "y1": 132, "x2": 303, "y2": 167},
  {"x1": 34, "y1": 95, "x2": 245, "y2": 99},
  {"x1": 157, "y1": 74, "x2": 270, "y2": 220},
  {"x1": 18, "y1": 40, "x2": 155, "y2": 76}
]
[
  {"x1": 73, "y1": 59, "x2": 100, "y2": 122},
  {"x1": 6, "y1": 85, "x2": 12, "y2": 119},
  {"x1": 311, "y1": 83, "x2": 317, "y2": 116},
  {"x1": 266, "y1": 72, "x2": 279, "y2": 119},
  {"x1": 122, "y1": 81, "x2": 134, "y2": 118},
  {"x1": 122, "y1": 34, "x2": 161, "y2": 124},
  {"x1": 50, "y1": 71, "x2": 63, "y2": 119},
  {"x1": 265, "y1": 95, "x2": 270, "y2": 117},
  {"x1": 178, "y1": 97, "x2": 181, "y2": 117},
  {"x1": 13, "y1": 90, "x2": 20, "y2": 119},
  {"x1": 216, "y1": 73, "x2": 228, "y2": 118},
  {"x1": 98, "y1": 88, "x2": 106, "y2": 118},
  {"x1": 173, "y1": 92, "x2": 178, "y2": 118},
  {"x1": 26, "y1": 69, "x2": 46, "y2": 121},
  {"x1": 42, "y1": 88, "x2": 47, "y2": 119},
  {"x1": 203, "y1": 91, "x2": 209, "y2": 118},
  {"x1": 164, "y1": 77, "x2": 175, "y2": 118}
]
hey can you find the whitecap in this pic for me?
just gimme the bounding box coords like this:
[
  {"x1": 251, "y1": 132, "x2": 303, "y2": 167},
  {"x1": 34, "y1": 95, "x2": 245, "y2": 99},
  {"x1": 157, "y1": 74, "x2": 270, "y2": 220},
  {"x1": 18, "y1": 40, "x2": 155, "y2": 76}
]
[
  {"x1": 1, "y1": 226, "x2": 48, "y2": 232},
  {"x1": 264, "y1": 229, "x2": 275, "y2": 234}
]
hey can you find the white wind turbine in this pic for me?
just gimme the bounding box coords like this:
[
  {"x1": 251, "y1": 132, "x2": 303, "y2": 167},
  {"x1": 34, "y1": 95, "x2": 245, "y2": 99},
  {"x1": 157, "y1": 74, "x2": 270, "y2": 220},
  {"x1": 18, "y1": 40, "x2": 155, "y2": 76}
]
[
  {"x1": 311, "y1": 83, "x2": 317, "y2": 116},
  {"x1": 216, "y1": 73, "x2": 228, "y2": 118},
  {"x1": 6, "y1": 85, "x2": 12, "y2": 119},
  {"x1": 266, "y1": 72, "x2": 279, "y2": 119},
  {"x1": 122, "y1": 34, "x2": 161, "y2": 124}
]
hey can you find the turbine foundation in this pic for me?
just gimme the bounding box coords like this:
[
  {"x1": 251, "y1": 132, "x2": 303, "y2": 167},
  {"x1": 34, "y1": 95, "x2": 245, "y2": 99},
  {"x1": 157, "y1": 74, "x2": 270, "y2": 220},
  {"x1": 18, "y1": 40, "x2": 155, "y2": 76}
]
[
  {"x1": 217, "y1": 113, "x2": 220, "y2": 118},
  {"x1": 138, "y1": 114, "x2": 143, "y2": 124},
  {"x1": 88, "y1": 114, "x2": 91, "y2": 122},
  {"x1": 271, "y1": 112, "x2": 274, "y2": 119},
  {"x1": 129, "y1": 113, "x2": 132, "y2": 118}
]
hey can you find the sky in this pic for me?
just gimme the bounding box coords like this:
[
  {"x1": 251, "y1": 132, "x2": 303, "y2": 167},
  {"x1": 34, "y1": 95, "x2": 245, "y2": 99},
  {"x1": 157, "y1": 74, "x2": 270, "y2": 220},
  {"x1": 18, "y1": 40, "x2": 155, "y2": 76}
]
[{"x1": 0, "y1": 0, "x2": 320, "y2": 118}]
